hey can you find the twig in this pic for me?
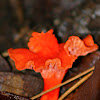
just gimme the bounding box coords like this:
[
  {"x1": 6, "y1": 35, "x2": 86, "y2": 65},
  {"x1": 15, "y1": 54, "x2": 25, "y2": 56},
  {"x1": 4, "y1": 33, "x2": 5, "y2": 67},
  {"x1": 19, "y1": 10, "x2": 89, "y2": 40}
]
[
  {"x1": 16, "y1": 0, "x2": 24, "y2": 23},
  {"x1": 10, "y1": 0, "x2": 24, "y2": 24},
  {"x1": 2, "y1": 51, "x2": 9, "y2": 57},
  {"x1": 58, "y1": 71, "x2": 93, "y2": 100},
  {"x1": 30, "y1": 66, "x2": 95, "y2": 100}
]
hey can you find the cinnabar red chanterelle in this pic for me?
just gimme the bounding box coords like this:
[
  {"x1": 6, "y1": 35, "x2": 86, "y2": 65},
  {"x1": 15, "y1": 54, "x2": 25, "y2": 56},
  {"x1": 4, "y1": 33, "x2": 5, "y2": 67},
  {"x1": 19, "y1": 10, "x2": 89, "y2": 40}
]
[{"x1": 8, "y1": 29, "x2": 98, "y2": 100}]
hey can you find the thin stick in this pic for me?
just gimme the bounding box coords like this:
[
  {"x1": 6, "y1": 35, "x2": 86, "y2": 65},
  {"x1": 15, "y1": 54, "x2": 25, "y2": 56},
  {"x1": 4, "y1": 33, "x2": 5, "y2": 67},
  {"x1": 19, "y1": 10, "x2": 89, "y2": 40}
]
[
  {"x1": 16, "y1": 0, "x2": 24, "y2": 23},
  {"x1": 10, "y1": 0, "x2": 24, "y2": 24},
  {"x1": 2, "y1": 51, "x2": 8, "y2": 57},
  {"x1": 58, "y1": 71, "x2": 93, "y2": 100},
  {"x1": 30, "y1": 66, "x2": 95, "y2": 100}
]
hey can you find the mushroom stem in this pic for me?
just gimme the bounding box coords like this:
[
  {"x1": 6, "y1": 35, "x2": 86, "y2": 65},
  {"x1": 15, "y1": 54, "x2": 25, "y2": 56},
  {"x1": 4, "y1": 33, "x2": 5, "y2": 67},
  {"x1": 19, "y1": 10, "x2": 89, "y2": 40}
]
[{"x1": 40, "y1": 71, "x2": 67, "y2": 100}]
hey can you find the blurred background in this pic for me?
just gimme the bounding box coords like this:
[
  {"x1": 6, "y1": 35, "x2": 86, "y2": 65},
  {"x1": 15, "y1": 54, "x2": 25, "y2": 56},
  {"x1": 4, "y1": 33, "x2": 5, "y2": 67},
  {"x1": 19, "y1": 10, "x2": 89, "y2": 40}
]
[
  {"x1": 0, "y1": 0, "x2": 100, "y2": 52},
  {"x1": 0, "y1": 1, "x2": 100, "y2": 99}
]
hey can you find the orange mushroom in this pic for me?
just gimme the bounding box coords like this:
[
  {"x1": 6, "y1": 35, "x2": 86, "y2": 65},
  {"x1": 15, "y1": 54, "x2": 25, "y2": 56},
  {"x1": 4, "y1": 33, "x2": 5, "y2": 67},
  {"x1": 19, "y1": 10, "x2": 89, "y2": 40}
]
[{"x1": 8, "y1": 29, "x2": 98, "y2": 100}]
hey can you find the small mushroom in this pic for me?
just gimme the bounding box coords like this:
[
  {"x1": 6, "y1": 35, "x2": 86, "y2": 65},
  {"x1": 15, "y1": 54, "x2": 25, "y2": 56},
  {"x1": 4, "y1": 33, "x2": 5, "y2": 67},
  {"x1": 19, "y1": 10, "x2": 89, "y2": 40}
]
[{"x1": 8, "y1": 29, "x2": 98, "y2": 100}]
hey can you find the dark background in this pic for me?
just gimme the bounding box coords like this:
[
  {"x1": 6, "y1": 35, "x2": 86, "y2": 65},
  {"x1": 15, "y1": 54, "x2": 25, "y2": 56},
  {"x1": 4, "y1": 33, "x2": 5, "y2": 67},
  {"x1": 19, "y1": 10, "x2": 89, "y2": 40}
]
[
  {"x1": 0, "y1": 1, "x2": 100, "y2": 99},
  {"x1": 0, "y1": 0, "x2": 100, "y2": 52}
]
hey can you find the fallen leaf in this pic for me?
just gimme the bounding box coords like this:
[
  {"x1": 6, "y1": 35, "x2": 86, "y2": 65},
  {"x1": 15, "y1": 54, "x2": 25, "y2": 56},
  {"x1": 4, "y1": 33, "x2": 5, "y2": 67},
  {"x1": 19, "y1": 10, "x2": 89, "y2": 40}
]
[{"x1": 0, "y1": 72, "x2": 43, "y2": 97}]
